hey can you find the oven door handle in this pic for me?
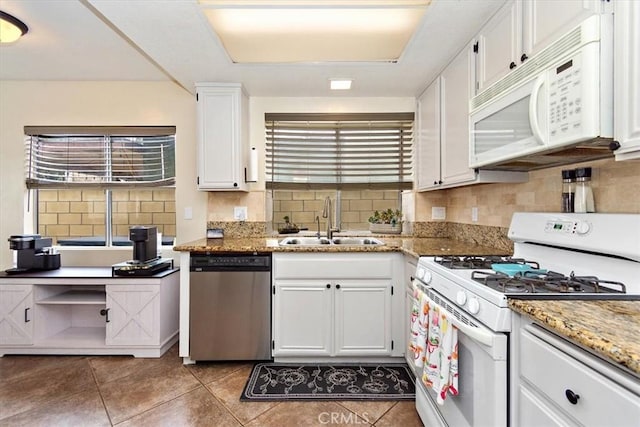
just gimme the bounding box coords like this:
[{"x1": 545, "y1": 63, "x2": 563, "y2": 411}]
[
  {"x1": 441, "y1": 307, "x2": 494, "y2": 347},
  {"x1": 418, "y1": 286, "x2": 495, "y2": 347}
]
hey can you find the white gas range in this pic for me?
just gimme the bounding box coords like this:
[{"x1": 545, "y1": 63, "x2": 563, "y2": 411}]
[{"x1": 410, "y1": 213, "x2": 640, "y2": 427}]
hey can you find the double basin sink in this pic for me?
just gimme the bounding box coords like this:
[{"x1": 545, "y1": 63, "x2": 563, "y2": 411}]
[{"x1": 279, "y1": 236, "x2": 384, "y2": 246}]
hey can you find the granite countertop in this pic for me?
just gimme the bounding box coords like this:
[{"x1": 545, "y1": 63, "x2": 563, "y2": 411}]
[
  {"x1": 509, "y1": 299, "x2": 640, "y2": 377},
  {"x1": 173, "y1": 236, "x2": 510, "y2": 257}
]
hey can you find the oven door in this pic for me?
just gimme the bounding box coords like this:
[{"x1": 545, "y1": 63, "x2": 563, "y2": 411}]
[{"x1": 413, "y1": 283, "x2": 508, "y2": 427}]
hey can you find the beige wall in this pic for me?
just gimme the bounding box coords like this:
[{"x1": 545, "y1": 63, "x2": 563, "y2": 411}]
[
  {"x1": 0, "y1": 81, "x2": 202, "y2": 269},
  {"x1": 416, "y1": 157, "x2": 640, "y2": 227}
]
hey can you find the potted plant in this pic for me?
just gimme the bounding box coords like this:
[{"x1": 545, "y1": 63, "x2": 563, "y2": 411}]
[{"x1": 368, "y1": 208, "x2": 402, "y2": 234}]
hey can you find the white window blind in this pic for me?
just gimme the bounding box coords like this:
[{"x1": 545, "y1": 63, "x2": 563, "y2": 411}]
[
  {"x1": 265, "y1": 113, "x2": 413, "y2": 190},
  {"x1": 24, "y1": 126, "x2": 176, "y2": 188}
]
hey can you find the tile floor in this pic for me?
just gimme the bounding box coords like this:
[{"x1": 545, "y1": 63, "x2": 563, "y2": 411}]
[{"x1": 0, "y1": 344, "x2": 424, "y2": 426}]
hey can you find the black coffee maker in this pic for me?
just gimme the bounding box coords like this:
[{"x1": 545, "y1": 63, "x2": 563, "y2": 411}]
[
  {"x1": 129, "y1": 226, "x2": 158, "y2": 263},
  {"x1": 112, "y1": 226, "x2": 171, "y2": 276},
  {"x1": 6, "y1": 235, "x2": 61, "y2": 274}
]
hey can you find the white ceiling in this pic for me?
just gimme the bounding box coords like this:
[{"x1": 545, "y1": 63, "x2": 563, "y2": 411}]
[{"x1": 0, "y1": 0, "x2": 506, "y2": 97}]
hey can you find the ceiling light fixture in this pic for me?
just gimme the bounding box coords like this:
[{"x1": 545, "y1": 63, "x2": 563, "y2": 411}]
[
  {"x1": 330, "y1": 79, "x2": 352, "y2": 90},
  {"x1": 199, "y1": 1, "x2": 430, "y2": 64},
  {"x1": 0, "y1": 11, "x2": 29, "y2": 44}
]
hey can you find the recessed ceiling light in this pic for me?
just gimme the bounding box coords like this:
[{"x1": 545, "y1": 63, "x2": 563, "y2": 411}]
[
  {"x1": 330, "y1": 79, "x2": 352, "y2": 90},
  {"x1": 199, "y1": 1, "x2": 430, "y2": 64}
]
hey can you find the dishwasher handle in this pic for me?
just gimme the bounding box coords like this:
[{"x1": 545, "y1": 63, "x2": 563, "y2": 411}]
[{"x1": 190, "y1": 254, "x2": 271, "y2": 272}]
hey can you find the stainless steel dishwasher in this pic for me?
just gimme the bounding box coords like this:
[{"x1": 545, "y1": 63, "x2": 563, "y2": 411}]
[{"x1": 189, "y1": 253, "x2": 272, "y2": 361}]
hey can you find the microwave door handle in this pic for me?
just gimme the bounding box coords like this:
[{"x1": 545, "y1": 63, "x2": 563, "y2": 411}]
[{"x1": 529, "y1": 75, "x2": 545, "y2": 143}]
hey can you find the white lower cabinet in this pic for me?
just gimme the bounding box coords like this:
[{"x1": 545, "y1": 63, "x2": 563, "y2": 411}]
[
  {"x1": 105, "y1": 284, "x2": 160, "y2": 346},
  {"x1": 272, "y1": 253, "x2": 402, "y2": 359},
  {"x1": 273, "y1": 280, "x2": 333, "y2": 356},
  {"x1": 334, "y1": 279, "x2": 391, "y2": 355},
  {"x1": 512, "y1": 317, "x2": 640, "y2": 427},
  {"x1": 0, "y1": 269, "x2": 179, "y2": 357},
  {"x1": 0, "y1": 285, "x2": 34, "y2": 345}
]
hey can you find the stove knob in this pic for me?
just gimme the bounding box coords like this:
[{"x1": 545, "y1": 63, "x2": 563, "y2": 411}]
[
  {"x1": 456, "y1": 291, "x2": 467, "y2": 305},
  {"x1": 467, "y1": 297, "x2": 480, "y2": 314},
  {"x1": 416, "y1": 267, "x2": 425, "y2": 280},
  {"x1": 575, "y1": 221, "x2": 591, "y2": 235},
  {"x1": 422, "y1": 270, "x2": 432, "y2": 283}
]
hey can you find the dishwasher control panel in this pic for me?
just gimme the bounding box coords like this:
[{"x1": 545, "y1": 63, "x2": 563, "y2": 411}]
[{"x1": 190, "y1": 253, "x2": 271, "y2": 271}]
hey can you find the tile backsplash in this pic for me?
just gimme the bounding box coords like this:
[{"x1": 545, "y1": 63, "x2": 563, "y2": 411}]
[{"x1": 416, "y1": 157, "x2": 640, "y2": 228}]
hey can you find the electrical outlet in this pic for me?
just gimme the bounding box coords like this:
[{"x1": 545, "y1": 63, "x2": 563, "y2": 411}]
[
  {"x1": 234, "y1": 206, "x2": 248, "y2": 221},
  {"x1": 432, "y1": 207, "x2": 446, "y2": 220},
  {"x1": 472, "y1": 207, "x2": 478, "y2": 222},
  {"x1": 184, "y1": 207, "x2": 193, "y2": 220}
]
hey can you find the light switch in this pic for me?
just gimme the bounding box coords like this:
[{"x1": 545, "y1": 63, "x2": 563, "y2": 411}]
[
  {"x1": 432, "y1": 207, "x2": 446, "y2": 220},
  {"x1": 234, "y1": 206, "x2": 248, "y2": 221},
  {"x1": 184, "y1": 207, "x2": 193, "y2": 220},
  {"x1": 472, "y1": 207, "x2": 478, "y2": 222}
]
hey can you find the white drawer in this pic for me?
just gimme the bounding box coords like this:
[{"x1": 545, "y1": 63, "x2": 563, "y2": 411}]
[
  {"x1": 520, "y1": 327, "x2": 640, "y2": 427},
  {"x1": 273, "y1": 253, "x2": 395, "y2": 279}
]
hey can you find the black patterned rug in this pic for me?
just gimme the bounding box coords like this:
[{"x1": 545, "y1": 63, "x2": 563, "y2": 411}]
[{"x1": 240, "y1": 363, "x2": 415, "y2": 401}]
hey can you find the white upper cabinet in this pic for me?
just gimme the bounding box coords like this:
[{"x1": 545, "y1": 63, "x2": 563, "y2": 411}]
[
  {"x1": 475, "y1": 0, "x2": 603, "y2": 94},
  {"x1": 476, "y1": 0, "x2": 523, "y2": 93},
  {"x1": 416, "y1": 78, "x2": 441, "y2": 190},
  {"x1": 440, "y1": 44, "x2": 477, "y2": 186},
  {"x1": 196, "y1": 83, "x2": 249, "y2": 191},
  {"x1": 613, "y1": 0, "x2": 640, "y2": 160}
]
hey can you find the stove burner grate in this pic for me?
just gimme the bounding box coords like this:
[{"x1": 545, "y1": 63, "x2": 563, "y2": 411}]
[
  {"x1": 471, "y1": 270, "x2": 627, "y2": 295},
  {"x1": 434, "y1": 255, "x2": 539, "y2": 270}
]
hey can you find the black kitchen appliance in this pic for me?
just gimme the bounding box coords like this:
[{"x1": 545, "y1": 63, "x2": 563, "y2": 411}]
[
  {"x1": 6, "y1": 234, "x2": 61, "y2": 274},
  {"x1": 112, "y1": 226, "x2": 172, "y2": 277}
]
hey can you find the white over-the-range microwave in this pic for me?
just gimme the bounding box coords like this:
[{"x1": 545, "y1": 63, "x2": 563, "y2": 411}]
[{"x1": 469, "y1": 14, "x2": 614, "y2": 171}]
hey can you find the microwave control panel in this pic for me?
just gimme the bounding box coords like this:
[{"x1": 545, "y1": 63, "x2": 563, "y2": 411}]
[{"x1": 548, "y1": 53, "x2": 583, "y2": 140}]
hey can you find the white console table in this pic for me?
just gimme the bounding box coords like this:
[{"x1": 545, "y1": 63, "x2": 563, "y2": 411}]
[{"x1": 0, "y1": 267, "x2": 179, "y2": 358}]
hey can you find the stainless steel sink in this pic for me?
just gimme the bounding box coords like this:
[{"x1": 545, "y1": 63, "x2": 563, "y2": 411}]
[
  {"x1": 331, "y1": 237, "x2": 384, "y2": 245},
  {"x1": 279, "y1": 237, "x2": 332, "y2": 246},
  {"x1": 279, "y1": 236, "x2": 384, "y2": 246}
]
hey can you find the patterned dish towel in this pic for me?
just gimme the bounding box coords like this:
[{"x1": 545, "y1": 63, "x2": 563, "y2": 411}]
[
  {"x1": 422, "y1": 300, "x2": 459, "y2": 405},
  {"x1": 409, "y1": 283, "x2": 459, "y2": 404}
]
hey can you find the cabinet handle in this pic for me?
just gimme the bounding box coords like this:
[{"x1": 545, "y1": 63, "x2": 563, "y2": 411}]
[
  {"x1": 609, "y1": 141, "x2": 621, "y2": 151},
  {"x1": 509, "y1": 61, "x2": 517, "y2": 70},
  {"x1": 326, "y1": 284, "x2": 331, "y2": 289},
  {"x1": 233, "y1": 182, "x2": 238, "y2": 187},
  {"x1": 565, "y1": 389, "x2": 580, "y2": 405},
  {"x1": 100, "y1": 308, "x2": 110, "y2": 323},
  {"x1": 24, "y1": 307, "x2": 30, "y2": 323},
  {"x1": 336, "y1": 284, "x2": 341, "y2": 289},
  {"x1": 520, "y1": 53, "x2": 528, "y2": 63}
]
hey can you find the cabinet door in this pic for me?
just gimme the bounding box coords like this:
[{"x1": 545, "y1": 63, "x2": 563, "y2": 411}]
[
  {"x1": 440, "y1": 45, "x2": 476, "y2": 186},
  {"x1": 523, "y1": 0, "x2": 601, "y2": 59},
  {"x1": 518, "y1": 385, "x2": 571, "y2": 427},
  {"x1": 334, "y1": 280, "x2": 391, "y2": 356},
  {"x1": 196, "y1": 84, "x2": 247, "y2": 190},
  {"x1": 476, "y1": 0, "x2": 523, "y2": 92},
  {"x1": 416, "y1": 78, "x2": 441, "y2": 191},
  {"x1": 614, "y1": 0, "x2": 640, "y2": 160},
  {"x1": 105, "y1": 284, "x2": 160, "y2": 346},
  {"x1": 272, "y1": 280, "x2": 332, "y2": 356},
  {"x1": 0, "y1": 285, "x2": 34, "y2": 345}
]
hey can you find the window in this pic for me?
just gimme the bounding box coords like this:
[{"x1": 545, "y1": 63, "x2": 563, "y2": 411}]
[
  {"x1": 24, "y1": 126, "x2": 176, "y2": 246},
  {"x1": 265, "y1": 113, "x2": 412, "y2": 232},
  {"x1": 265, "y1": 113, "x2": 413, "y2": 189}
]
